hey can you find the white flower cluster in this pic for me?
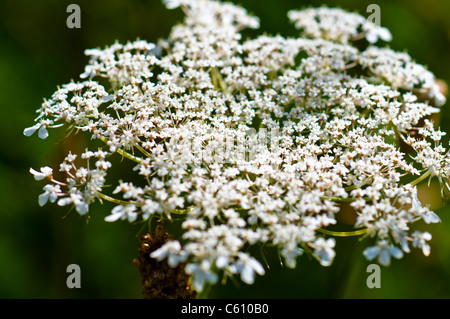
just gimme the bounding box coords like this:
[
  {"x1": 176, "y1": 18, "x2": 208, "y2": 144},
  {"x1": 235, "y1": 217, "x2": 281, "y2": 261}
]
[
  {"x1": 288, "y1": 7, "x2": 392, "y2": 44},
  {"x1": 25, "y1": 0, "x2": 448, "y2": 291}
]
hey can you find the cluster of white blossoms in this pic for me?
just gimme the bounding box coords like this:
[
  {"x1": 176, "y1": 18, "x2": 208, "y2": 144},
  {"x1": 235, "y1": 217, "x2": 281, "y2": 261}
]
[{"x1": 25, "y1": 0, "x2": 449, "y2": 291}]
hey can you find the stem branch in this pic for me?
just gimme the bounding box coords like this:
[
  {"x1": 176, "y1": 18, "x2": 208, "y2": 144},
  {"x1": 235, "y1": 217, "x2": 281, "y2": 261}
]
[{"x1": 317, "y1": 228, "x2": 367, "y2": 237}]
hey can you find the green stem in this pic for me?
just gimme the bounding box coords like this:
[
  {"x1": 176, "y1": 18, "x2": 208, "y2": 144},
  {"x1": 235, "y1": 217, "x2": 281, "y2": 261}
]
[
  {"x1": 321, "y1": 196, "x2": 372, "y2": 203},
  {"x1": 99, "y1": 136, "x2": 143, "y2": 163},
  {"x1": 98, "y1": 192, "x2": 133, "y2": 206},
  {"x1": 344, "y1": 185, "x2": 358, "y2": 191},
  {"x1": 136, "y1": 144, "x2": 152, "y2": 158},
  {"x1": 211, "y1": 67, "x2": 230, "y2": 95},
  {"x1": 171, "y1": 208, "x2": 192, "y2": 215},
  {"x1": 409, "y1": 170, "x2": 431, "y2": 186},
  {"x1": 317, "y1": 228, "x2": 367, "y2": 237}
]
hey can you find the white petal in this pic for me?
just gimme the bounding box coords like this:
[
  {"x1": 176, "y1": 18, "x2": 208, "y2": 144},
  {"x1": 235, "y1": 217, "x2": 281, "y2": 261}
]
[
  {"x1": 150, "y1": 247, "x2": 167, "y2": 260},
  {"x1": 215, "y1": 255, "x2": 229, "y2": 269},
  {"x1": 29, "y1": 168, "x2": 45, "y2": 181},
  {"x1": 326, "y1": 238, "x2": 336, "y2": 248},
  {"x1": 127, "y1": 211, "x2": 138, "y2": 223},
  {"x1": 38, "y1": 125, "x2": 49, "y2": 139},
  {"x1": 184, "y1": 263, "x2": 196, "y2": 275},
  {"x1": 205, "y1": 271, "x2": 218, "y2": 285},
  {"x1": 241, "y1": 266, "x2": 255, "y2": 284},
  {"x1": 100, "y1": 95, "x2": 114, "y2": 103},
  {"x1": 318, "y1": 253, "x2": 334, "y2": 267},
  {"x1": 168, "y1": 254, "x2": 185, "y2": 267},
  {"x1": 365, "y1": 31, "x2": 378, "y2": 44},
  {"x1": 192, "y1": 275, "x2": 205, "y2": 292},
  {"x1": 40, "y1": 166, "x2": 53, "y2": 175},
  {"x1": 400, "y1": 238, "x2": 410, "y2": 253},
  {"x1": 434, "y1": 92, "x2": 446, "y2": 107},
  {"x1": 363, "y1": 246, "x2": 380, "y2": 261},
  {"x1": 112, "y1": 205, "x2": 124, "y2": 214},
  {"x1": 167, "y1": 255, "x2": 177, "y2": 267},
  {"x1": 164, "y1": 0, "x2": 181, "y2": 9},
  {"x1": 378, "y1": 250, "x2": 391, "y2": 266},
  {"x1": 80, "y1": 68, "x2": 95, "y2": 79},
  {"x1": 423, "y1": 232, "x2": 432, "y2": 241},
  {"x1": 49, "y1": 192, "x2": 59, "y2": 203},
  {"x1": 389, "y1": 246, "x2": 404, "y2": 260},
  {"x1": 104, "y1": 211, "x2": 123, "y2": 222},
  {"x1": 75, "y1": 201, "x2": 89, "y2": 215},
  {"x1": 38, "y1": 193, "x2": 49, "y2": 206},
  {"x1": 57, "y1": 197, "x2": 73, "y2": 206},
  {"x1": 422, "y1": 245, "x2": 431, "y2": 257},
  {"x1": 24, "y1": 124, "x2": 39, "y2": 137},
  {"x1": 251, "y1": 258, "x2": 265, "y2": 275},
  {"x1": 378, "y1": 28, "x2": 392, "y2": 42},
  {"x1": 423, "y1": 211, "x2": 441, "y2": 224}
]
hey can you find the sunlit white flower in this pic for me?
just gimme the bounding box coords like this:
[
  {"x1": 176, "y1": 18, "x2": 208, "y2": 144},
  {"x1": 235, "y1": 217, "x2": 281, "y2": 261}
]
[
  {"x1": 281, "y1": 243, "x2": 304, "y2": 268},
  {"x1": 229, "y1": 253, "x2": 265, "y2": 285},
  {"x1": 365, "y1": 26, "x2": 392, "y2": 44},
  {"x1": 163, "y1": 0, "x2": 187, "y2": 9},
  {"x1": 30, "y1": 167, "x2": 53, "y2": 181},
  {"x1": 105, "y1": 204, "x2": 138, "y2": 222},
  {"x1": 185, "y1": 260, "x2": 218, "y2": 291},
  {"x1": 57, "y1": 192, "x2": 89, "y2": 215},
  {"x1": 150, "y1": 240, "x2": 188, "y2": 267},
  {"x1": 411, "y1": 231, "x2": 432, "y2": 257},
  {"x1": 421, "y1": 209, "x2": 441, "y2": 224},
  {"x1": 24, "y1": 0, "x2": 448, "y2": 291},
  {"x1": 363, "y1": 240, "x2": 404, "y2": 266},
  {"x1": 38, "y1": 184, "x2": 62, "y2": 206},
  {"x1": 23, "y1": 124, "x2": 40, "y2": 137},
  {"x1": 312, "y1": 238, "x2": 336, "y2": 267}
]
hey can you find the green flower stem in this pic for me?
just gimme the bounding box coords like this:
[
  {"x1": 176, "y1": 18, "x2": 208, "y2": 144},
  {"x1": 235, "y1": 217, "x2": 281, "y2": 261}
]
[
  {"x1": 98, "y1": 192, "x2": 133, "y2": 206},
  {"x1": 135, "y1": 144, "x2": 152, "y2": 158},
  {"x1": 98, "y1": 192, "x2": 191, "y2": 220},
  {"x1": 321, "y1": 196, "x2": 372, "y2": 202},
  {"x1": 171, "y1": 208, "x2": 191, "y2": 215},
  {"x1": 99, "y1": 136, "x2": 143, "y2": 163},
  {"x1": 336, "y1": 170, "x2": 431, "y2": 202},
  {"x1": 211, "y1": 67, "x2": 230, "y2": 95},
  {"x1": 344, "y1": 185, "x2": 358, "y2": 191},
  {"x1": 317, "y1": 228, "x2": 367, "y2": 237},
  {"x1": 409, "y1": 170, "x2": 431, "y2": 186}
]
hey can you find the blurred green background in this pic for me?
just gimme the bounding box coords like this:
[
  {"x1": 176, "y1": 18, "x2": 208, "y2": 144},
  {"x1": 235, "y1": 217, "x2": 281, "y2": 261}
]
[{"x1": 1, "y1": 0, "x2": 450, "y2": 298}]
